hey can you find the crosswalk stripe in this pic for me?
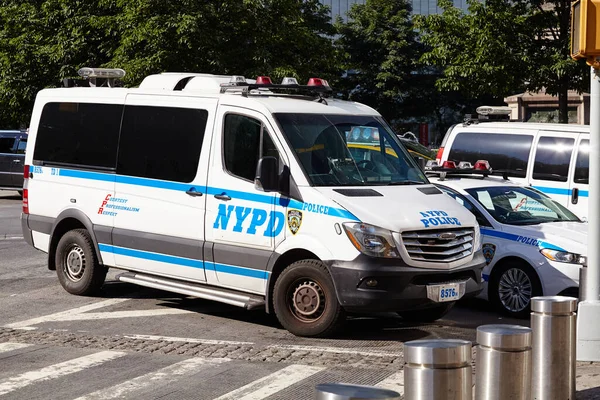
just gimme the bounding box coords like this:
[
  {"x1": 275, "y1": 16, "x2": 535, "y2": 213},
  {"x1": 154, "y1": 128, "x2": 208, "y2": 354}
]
[
  {"x1": 74, "y1": 357, "x2": 230, "y2": 400},
  {"x1": 214, "y1": 364, "x2": 325, "y2": 400},
  {"x1": 375, "y1": 370, "x2": 404, "y2": 395},
  {"x1": 0, "y1": 350, "x2": 126, "y2": 396},
  {"x1": 0, "y1": 343, "x2": 33, "y2": 353}
]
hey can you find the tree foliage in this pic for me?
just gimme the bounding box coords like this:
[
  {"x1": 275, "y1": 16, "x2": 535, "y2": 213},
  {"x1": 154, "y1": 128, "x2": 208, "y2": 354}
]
[
  {"x1": 0, "y1": 0, "x2": 338, "y2": 127},
  {"x1": 415, "y1": 0, "x2": 589, "y2": 123},
  {"x1": 335, "y1": 0, "x2": 422, "y2": 120}
]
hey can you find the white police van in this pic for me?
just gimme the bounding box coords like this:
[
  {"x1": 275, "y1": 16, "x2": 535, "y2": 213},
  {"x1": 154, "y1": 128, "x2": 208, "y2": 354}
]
[
  {"x1": 21, "y1": 68, "x2": 485, "y2": 337},
  {"x1": 436, "y1": 106, "x2": 589, "y2": 219},
  {"x1": 426, "y1": 161, "x2": 586, "y2": 318}
]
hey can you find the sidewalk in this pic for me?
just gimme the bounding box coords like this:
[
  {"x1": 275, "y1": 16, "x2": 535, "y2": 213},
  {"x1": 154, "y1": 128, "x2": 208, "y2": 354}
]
[{"x1": 576, "y1": 361, "x2": 600, "y2": 399}]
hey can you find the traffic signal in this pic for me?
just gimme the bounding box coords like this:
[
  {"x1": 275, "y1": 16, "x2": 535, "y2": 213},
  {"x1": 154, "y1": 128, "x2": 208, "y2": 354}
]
[{"x1": 571, "y1": 0, "x2": 600, "y2": 61}]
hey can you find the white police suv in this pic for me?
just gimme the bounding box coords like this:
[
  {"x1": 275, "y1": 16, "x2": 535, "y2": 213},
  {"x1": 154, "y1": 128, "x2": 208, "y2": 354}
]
[
  {"x1": 21, "y1": 68, "x2": 485, "y2": 337},
  {"x1": 427, "y1": 161, "x2": 586, "y2": 318}
]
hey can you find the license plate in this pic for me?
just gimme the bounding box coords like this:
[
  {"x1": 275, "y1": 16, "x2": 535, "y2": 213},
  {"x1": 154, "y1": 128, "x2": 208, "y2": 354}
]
[{"x1": 426, "y1": 282, "x2": 465, "y2": 303}]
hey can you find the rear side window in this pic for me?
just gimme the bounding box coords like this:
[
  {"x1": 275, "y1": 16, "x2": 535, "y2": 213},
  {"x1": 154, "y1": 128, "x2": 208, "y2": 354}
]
[
  {"x1": 448, "y1": 132, "x2": 532, "y2": 178},
  {"x1": 0, "y1": 137, "x2": 16, "y2": 153},
  {"x1": 117, "y1": 105, "x2": 208, "y2": 183},
  {"x1": 16, "y1": 139, "x2": 27, "y2": 154},
  {"x1": 34, "y1": 103, "x2": 123, "y2": 169},
  {"x1": 574, "y1": 140, "x2": 589, "y2": 184},
  {"x1": 532, "y1": 136, "x2": 574, "y2": 182}
]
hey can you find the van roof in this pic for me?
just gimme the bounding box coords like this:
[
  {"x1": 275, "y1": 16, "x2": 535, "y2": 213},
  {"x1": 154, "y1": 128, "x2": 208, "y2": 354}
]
[
  {"x1": 454, "y1": 121, "x2": 589, "y2": 133},
  {"x1": 39, "y1": 72, "x2": 379, "y2": 116}
]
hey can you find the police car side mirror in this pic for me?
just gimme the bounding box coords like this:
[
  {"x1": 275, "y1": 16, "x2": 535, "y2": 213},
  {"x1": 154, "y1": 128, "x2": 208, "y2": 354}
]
[
  {"x1": 255, "y1": 156, "x2": 279, "y2": 192},
  {"x1": 413, "y1": 155, "x2": 426, "y2": 171}
]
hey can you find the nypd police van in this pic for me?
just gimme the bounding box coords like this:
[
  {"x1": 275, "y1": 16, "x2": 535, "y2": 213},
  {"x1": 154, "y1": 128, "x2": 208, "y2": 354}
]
[{"x1": 21, "y1": 68, "x2": 485, "y2": 337}]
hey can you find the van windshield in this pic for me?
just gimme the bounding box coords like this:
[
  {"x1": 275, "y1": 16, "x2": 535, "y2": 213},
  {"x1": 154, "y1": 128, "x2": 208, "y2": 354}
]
[
  {"x1": 465, "y1": 186, "x2": 581, "y2": 225},
  {"x1": 274, "y1": 113, "x2": 428, "y2": 186}
]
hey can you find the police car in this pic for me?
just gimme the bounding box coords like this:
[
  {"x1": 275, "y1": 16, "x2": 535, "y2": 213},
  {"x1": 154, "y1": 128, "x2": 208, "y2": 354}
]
[
  {"x1": 21, "y1": 68, "x2": 486, "y2": 338},
  {"x1": 426, "y1": 160, "x2": 586, "y2": 318}
]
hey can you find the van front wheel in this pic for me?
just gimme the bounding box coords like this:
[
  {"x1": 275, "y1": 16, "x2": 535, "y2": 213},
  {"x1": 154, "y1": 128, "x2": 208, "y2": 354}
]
[
  {"x1": 273, "y1": 260, "x2": 345, "y2": 337},
  {"x1": 55, "y1": 229, "x2": 106, "y2": 296}
]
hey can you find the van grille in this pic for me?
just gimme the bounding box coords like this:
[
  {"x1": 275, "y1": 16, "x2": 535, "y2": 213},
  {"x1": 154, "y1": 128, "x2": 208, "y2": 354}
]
[{"x1": 402, "y1": 228, "x2": 474, "y2": 263}]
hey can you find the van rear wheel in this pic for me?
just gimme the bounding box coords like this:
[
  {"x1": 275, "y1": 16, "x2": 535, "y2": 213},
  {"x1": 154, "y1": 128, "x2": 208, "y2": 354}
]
[
  {"x1": 55, "y1": 229, "x2": 106, "y2": 296},
  {"x1": 273, "y1": 260, "x2": 346, "y2": 337}
]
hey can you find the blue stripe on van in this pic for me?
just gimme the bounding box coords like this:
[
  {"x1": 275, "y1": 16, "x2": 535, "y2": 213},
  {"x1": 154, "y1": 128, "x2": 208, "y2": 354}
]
[
  {"x1": 47, "y1": 166, "x2": 358, "y2": 221},
  {"x1": 98, "y1": 244, "x2": 269, "y2": 280},
  {"x1": 533, "y1": 186, "x2": 589, "y2": 198}
]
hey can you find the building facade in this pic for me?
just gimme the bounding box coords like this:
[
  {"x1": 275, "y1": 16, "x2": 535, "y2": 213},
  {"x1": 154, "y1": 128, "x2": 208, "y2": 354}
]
[{"x1": 320, "y1": 0, "x2": 470, "y2": 21}]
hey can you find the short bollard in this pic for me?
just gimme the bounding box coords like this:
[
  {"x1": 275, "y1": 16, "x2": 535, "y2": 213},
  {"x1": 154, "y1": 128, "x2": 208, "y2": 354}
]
[
  {"x1": 475, "y1": 324, "x2": 532, "y2": 400},
  {"x1": 404, "y1": 339, "x2": 472, "y2": 400},
  {"x1": 315, "y1": 383, "x2": 401, "y2": 400},
  {"x1": 531, "y1": 296, "x2": 577, "y2": 400}
]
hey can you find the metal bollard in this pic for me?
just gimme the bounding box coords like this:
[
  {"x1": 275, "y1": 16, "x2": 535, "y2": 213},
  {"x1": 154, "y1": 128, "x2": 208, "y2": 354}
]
[
  {"x1": 475, "y1": 324, "x2": 532, "y2": 400},
  {"x1": 315, "y1": 383, "x2": 401, "y2": 399},
  {"x1": 531, "y1": 296, "x2": 577, "y2": 400},
  {"x1": 404, "y1": 339, "x2": 472, "y2": 400},
  {"x1": 580, "y1": 266, "x2": 587, "y2": 301}
]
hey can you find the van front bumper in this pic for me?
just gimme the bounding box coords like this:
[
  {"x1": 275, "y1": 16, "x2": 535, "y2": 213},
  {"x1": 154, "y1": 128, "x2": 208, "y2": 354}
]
[{"x1": 325, "y1": 251, "x2": 485, "y2": 313}]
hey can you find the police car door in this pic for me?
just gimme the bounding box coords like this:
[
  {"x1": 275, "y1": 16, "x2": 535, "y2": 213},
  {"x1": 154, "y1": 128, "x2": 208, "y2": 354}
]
[
  {"x1": 205, "y1": 107, "x2": 284, "y2": 294},
  {"x1": 111, "y1": 95, "x2": 217, "y2": 282}
]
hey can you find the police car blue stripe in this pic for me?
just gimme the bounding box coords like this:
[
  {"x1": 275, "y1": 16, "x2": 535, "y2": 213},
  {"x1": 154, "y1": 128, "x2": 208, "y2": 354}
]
[
  {"x1": 480, "y1": 228, "x2": 566, "y2": 252},
  {"x1": 46, "y1": 166, "x2": 358, "y2": 221},
  {"x1": 205, "y1": 262, "x2": 269, "y2": 280},
  {"x1": 98, "y1": 244, "x2": 204, "y2": 268},
  {"x1": 482, "y1": 273, "x2": 490, "y2": 282},
  {"x1": 533, "y1": 186, "x2": 589, "y2": 198}
]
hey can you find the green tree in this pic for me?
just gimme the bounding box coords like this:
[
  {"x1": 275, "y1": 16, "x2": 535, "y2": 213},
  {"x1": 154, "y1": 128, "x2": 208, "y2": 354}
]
[
  {"x1": 415, "y1": 0, "x2": 589, "y2": 123},
  {"x1": 335, "y1": 0, "x2": 421, "y2": 121}
]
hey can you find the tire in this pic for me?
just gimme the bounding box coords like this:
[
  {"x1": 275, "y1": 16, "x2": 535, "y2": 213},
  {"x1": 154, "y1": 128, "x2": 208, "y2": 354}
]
[
  {"x1": 397, "y1": 302, "x2": 455, "y2": 322},
  {"x1": 55, "y1": 229, "x2": 107, "y2": 296},
  {"x1": 273, "y1": 259, "x2": 346, "y2": 337},
  {"x1": 488, "y1": 261, "x2": 542, "y2": 319}
]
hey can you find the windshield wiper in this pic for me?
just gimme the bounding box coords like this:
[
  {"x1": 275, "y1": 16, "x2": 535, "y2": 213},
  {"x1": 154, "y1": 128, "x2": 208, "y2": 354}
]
[{"x1": 386, "y1": 180, "x2": 425, "y2": 186}]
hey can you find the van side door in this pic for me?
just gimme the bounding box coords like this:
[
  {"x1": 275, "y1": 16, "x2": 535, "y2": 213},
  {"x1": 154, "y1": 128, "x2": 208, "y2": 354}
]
[
  {"x1": 569, "y1": 135, "x2": 589, "y2": 219},
  {"x1": 0, "y1": 135, "x2": 16, "y2": 188},
  {"x1": 204, "y1": 106, "x2": 286, "y2": 295},
  {"x1": 110, "y1": 95, "x2": 216, "y2": 282},
  {"x1": 529, "y1": 131, "x2": 576, "y2": 210}
]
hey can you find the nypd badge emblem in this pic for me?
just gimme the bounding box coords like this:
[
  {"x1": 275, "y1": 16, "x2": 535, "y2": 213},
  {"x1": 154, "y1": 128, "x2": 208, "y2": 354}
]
[
  {"x1": 482, "y1": 243, "x2": 496, "y2": 265},
  {"x1": 287, "y1": 210, "x2": 302, "y2": 235}
]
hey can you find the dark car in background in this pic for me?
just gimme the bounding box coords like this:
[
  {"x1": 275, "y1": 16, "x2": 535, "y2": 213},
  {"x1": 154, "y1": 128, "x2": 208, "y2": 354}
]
[{"x1": 0, "y1": 130, "x2": 28, "y2": 196}]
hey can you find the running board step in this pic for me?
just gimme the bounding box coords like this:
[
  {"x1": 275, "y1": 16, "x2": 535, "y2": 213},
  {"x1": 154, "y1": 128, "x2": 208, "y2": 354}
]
[{"x1": 116, "y1": 272, "x2": 265, "y2": 310}]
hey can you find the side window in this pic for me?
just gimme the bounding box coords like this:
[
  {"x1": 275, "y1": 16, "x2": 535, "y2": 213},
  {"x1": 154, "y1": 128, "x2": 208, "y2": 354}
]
[
  {"x1": 16, "y1": 139, "x2": 27, "y2": 154},
  {"x1": 224, "y1": 114, "x2": 279, "y2": 181},
  {"x1": 574, "y1": 139, "x2": 589, "y2": 184},
  {"x1": 532, "y1": 136, "x2": 574, "y2": 182},
  {"x1": 448, "y1": 132, "x2": 532, "y2": 178},
  {"x1": 118, "y1": 105, "x2": 208, "y2": 183},
  {"x1": 33, "y1": 102, "x2": 122, "y2": 169},
  {"x1": 0, "y1": 137, "x2": 16, "y2": 154},
  {"x1": 440, "y1": 187, "x2": 492, "y2": 227}
]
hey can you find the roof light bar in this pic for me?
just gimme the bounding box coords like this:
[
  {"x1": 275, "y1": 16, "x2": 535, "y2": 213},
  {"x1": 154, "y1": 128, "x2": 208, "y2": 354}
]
[
  {"x1": 77, "y1": 68, "x2": 126, "y2": 79},
  {"x1": 307, "y1": 77, "x2": 329, "y2": 87},
  {"x1": 476, "y1": 106, "x2": 512, "y2": 116},
  {"x1": 255, "y1": 76, "x2": 272, "y2": 85}
]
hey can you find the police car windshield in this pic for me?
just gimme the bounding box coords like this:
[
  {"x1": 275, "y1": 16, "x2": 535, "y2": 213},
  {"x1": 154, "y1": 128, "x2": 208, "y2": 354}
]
[
  {"x1": 465, "y1": 186, "x2": 580, "y2": 225},
  {"x1": 274, "y1": 113, "x2": 428, "y2": 186}
]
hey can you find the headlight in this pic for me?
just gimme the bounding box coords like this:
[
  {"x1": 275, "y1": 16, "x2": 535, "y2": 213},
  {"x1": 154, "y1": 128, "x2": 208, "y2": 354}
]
[
  {"x1": 343, "y1": 222, "x2": 400, "y2": 258},
  {"x1": 540, "y1": 249, "x2": 586, "y2": 265},
  {"x1": 473, "y1": 226, "x2": 482, "y2": 252}
]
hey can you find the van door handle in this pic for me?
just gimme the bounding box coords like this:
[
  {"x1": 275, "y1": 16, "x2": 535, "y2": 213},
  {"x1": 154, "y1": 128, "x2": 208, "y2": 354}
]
[
  {"x1": 12, "y1": 159, "x2": 21, "y2": 163},
  {"x1": 571, "y1": 188, "x2": 579, "y2": 205},
  {"x1": 214, "y1": 193, "x2": 231, "y2": 201},
  {"x1": 186, "y1": 187, "x2": 203, "y2": 197}
]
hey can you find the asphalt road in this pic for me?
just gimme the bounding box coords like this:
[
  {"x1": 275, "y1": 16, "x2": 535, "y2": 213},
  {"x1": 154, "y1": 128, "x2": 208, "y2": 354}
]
[{"x1": 1, "y1": 190, "x2": 598, "y2": 399}]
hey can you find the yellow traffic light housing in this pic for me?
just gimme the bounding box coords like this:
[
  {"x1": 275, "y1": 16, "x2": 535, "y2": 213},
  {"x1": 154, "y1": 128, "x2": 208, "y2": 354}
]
[{"x1": 571, "y1": 0, "x2": 600, "y2": 64}]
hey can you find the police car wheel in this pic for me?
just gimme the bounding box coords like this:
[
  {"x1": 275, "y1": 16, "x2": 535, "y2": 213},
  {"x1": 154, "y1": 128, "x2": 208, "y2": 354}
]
[
  {"x1": 489, "y1": 262, "x2": 542, "y2": 319},
  {"x1": 55, "y1": 229, "x2": 107, "y2": 296},
  {"x1": 397, "y1": 302, "x2": 455, "y2": 323},
  {"x1": 273, "y1": 260, "x2": 346, "y2": 337}
]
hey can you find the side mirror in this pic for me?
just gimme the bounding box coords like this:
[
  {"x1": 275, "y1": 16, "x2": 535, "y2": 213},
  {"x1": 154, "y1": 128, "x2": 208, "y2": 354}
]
[
  {"x1": 255, "y1": 157, "x2": 279, "y2": 192},
  {"x1": 413, "y1": 156, "x2": 426, "y2": 171}
]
